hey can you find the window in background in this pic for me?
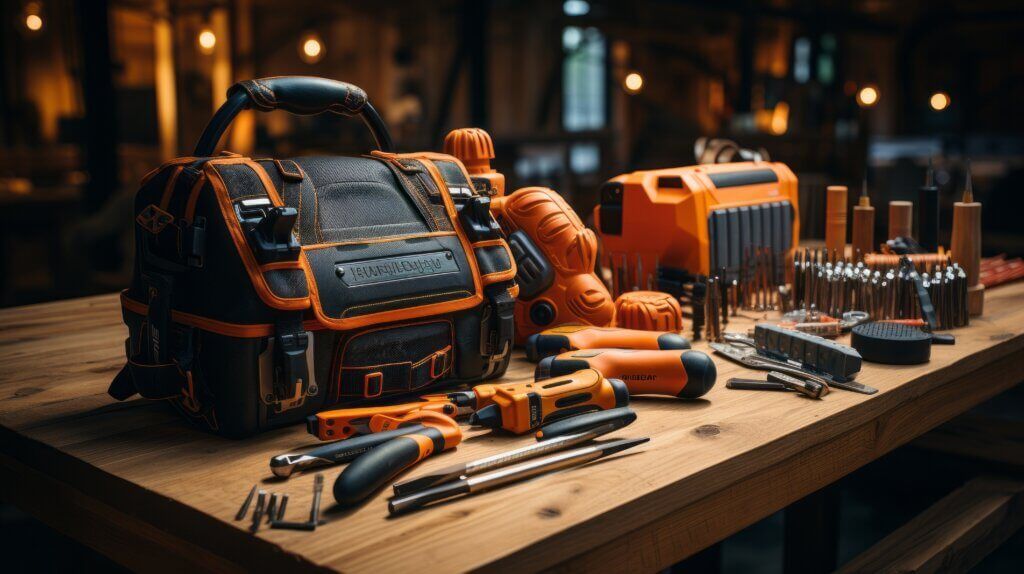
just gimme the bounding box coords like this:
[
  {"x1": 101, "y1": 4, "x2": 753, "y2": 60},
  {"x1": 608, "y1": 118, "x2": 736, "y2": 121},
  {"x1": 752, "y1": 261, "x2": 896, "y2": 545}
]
[
  {"x1": 794, "y1": 37, "x2": 811, "y2": 84},
  {"x1": 562, "y1": 26, "x2": 607, "y2": 132},
  {"x1": 817, "y1": 34, "x2": 836, "y2": 85}
]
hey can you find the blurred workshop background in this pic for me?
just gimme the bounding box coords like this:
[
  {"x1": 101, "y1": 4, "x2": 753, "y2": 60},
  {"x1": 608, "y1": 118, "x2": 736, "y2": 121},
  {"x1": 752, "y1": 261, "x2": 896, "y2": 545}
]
[
  {"x1": 2, "y1": 0, "x2": 1024, "y2": 307},
  {"x1": 1, "y1": 1, "x2": 1022, "y2": 572}
]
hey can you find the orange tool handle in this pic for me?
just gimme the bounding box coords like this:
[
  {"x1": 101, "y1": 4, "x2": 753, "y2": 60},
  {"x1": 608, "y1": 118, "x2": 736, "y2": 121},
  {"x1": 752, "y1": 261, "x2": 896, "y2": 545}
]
[
  {"x1": 470, "y1": 368, "x2": 629, "y2": 433},
  {"x1": 525, "y1": 325, "x2": 690, "y2": 362},
  {"x1": 534, "y1": 349, "x2": 717, "y2": 399},
  {"x1": 306, "y1": 399, "x2": 458, "y2": 441},
  {"x1": 332, "y1": 415, "x2": 462, "y2": 506}
]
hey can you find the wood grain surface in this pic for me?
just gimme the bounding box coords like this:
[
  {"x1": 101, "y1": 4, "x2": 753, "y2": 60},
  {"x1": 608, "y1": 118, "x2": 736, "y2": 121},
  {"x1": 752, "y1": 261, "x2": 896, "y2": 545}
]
[{"x1": 2, "y1": 283, "x2": 1024, "y2": 573}]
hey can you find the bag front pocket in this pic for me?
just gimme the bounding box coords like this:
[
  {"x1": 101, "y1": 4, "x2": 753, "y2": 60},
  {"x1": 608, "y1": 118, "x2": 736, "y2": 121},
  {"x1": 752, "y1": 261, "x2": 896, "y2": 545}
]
[{"x1": 333, "y1": 320, "x2": 454, "y2": 400}]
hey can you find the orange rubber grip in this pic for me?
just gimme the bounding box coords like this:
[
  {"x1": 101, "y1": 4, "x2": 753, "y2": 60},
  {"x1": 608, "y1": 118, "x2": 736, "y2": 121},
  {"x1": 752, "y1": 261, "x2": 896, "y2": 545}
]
[
  {"x1": 307, "y1": 400, "x2": 458, "y2": 441},
  {"x1": 469, "y1": 368, "x2": 629, "y2": 434},
  {"x1": 525, "y1": 325, "x2": 690, "y2": 362},
  {"x1": 535, "y1": 349, "x2": 717, "y2": 399}
]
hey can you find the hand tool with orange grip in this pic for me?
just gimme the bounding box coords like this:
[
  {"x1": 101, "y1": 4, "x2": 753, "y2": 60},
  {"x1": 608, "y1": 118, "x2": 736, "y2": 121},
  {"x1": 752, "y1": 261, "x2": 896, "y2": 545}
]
[
  {"x1": 534, "y1": 348, "x2": 717, "y2": 399},
  {"x1": 525, "y1": 324, "x2": 690, "y2": 362},
  {"x1": 305, "y1": 399, "x2": 464, "y2": 441},
  {"x1": 332, "y1": 410, "x2": 462, "y2": 506},
  {"x1": 467, "y1": 368, "x2": 629, "y2": 433},
  {"x1": 444, "y1": 128, "x2": 615, "y2": 344}
]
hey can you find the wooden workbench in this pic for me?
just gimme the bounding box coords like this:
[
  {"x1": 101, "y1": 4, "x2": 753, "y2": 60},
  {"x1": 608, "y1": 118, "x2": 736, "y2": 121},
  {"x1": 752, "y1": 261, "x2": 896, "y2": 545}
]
[{"x1": 1, "y1": 283, "x2": 1023, "y2": 573}]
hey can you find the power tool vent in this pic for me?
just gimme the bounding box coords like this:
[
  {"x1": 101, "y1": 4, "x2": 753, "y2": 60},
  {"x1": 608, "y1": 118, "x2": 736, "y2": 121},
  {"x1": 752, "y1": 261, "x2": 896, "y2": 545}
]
[{"x1": 708, "y1": 201, "x2": 794, "y2": 283}]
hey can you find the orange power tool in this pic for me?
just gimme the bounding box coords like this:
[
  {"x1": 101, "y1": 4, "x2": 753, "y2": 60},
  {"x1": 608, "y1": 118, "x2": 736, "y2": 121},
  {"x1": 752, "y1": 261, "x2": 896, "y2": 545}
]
[
  {"x1": 306, "y1": 399, "x2": 463, "y2": 441},
  {"x1": 535, "y1": 349, "x2": 717, "y2": 399},
  {"x1": 444, "y1": 128, "x2": 615, "y2": 344},
  {"x1": 332, "y1": 410, "x2": 462, "y2": 506},
  {"x1": 468, "y1": 368, "x2": 629, "y2": 434},
  {"x1": 525, "y1": 325, "x2": 691, "y2": 362}
]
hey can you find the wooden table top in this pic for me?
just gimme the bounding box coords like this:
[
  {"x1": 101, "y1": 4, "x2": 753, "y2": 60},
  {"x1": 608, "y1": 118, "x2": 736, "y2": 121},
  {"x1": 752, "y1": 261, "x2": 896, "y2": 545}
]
[{"x1": 1, "y1": 284, "x2": 1023, "y2": 573}]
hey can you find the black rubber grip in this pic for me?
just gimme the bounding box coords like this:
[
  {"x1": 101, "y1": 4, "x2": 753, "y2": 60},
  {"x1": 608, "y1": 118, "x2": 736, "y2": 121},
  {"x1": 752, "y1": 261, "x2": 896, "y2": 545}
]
[
  {"x1": 194, "y1": 76, "x2": 393, "y2": 156},
  {"x1": 307, "y1": 425, "x2": 424, "y2": 464},
  {"x1": 535, "y1": 407, "x2": 637, "y2": 440},
  {"x1": 678, "y1": 351, "x2": 717, "y2": 398},
  {"x1": 657, "y1": 333, "x2": 691, "y2": 350},
  {"x1": 525, "y1": 334, "x2": 570, "y2": 362},
  {"x1": 332, "y1": 427, "x2": 443, "y2": 506}
]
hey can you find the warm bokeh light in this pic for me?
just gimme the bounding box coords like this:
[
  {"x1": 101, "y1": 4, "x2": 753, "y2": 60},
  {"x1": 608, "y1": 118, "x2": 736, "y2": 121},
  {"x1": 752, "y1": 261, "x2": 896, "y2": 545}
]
[
  {"x1": 624, "y1": 71, "x2": 644, "y2": 94},
  {"x1": 197, "y1": 29, "x2": 216, "y2": 54},
  {"x1": 930, "y1": 91, "x2": 950, "y2": 111},
  {"x1": 301, "y1": 35, "x2": 324, "y2": 63},
  {"x1": 770, "y1": 102, "x2": 790, "y2": 135},
  {"x1": 856, "y1": 85, "x2": 879, "y2": 107},
  {"x1": 25, "y1": 14, "x2": 43, "y2": 31}
]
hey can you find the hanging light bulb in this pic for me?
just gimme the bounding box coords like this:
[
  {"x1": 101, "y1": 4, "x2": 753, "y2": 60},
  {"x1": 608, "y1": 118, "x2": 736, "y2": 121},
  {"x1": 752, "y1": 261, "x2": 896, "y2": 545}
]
[
  {"x1": 624, "y1": 71, "x2": 644, "y2": 94},
  {"x1": 929, "y1": 91, "x2": 950, "y2": 111},
  {"x1": 300, "y1": 33, "x2": 324, "y2": 64},
  {"x1": 197, "y1": 28, "x2": 217, "y2": 55},
  {"x1": 23, "y1": 2, "x2": 43, "y2": 32},
  {"x1": 856, "y1": 85, "x2": 879, "y2": 108}
]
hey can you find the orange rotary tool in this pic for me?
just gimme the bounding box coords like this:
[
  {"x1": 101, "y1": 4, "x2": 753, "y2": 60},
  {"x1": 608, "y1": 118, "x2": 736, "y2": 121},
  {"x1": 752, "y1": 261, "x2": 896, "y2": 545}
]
[
  {"x1": 306, "y1": 399, "x2": 462, "y2": 441},
  {"x1": 444, "y1": 128, "x2": 615, "y2": 344},
  {"x1": 332, "y1": 410, "x2": 462, "y2": 506},
  {"x1": 525, "y1": 325, "x2": 690, "y2": 362},
  {"x1": 534, "y1": 349, "x2": 717, "y2": 399},
  {"x1": 468, "y1": 368, "x2": 629, "y2": 434}
]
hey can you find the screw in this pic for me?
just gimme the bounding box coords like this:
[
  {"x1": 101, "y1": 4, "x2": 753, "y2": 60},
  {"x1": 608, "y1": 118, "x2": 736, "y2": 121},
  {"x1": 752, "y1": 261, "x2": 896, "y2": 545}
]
[{"x1": 335, "y1": 266, "x2": 345, "y2": 277}]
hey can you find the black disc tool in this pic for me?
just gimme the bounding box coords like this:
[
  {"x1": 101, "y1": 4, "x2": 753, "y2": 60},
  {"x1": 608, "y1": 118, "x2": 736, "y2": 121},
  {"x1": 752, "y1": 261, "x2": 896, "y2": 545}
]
[{"x1": 850, "y1": 322, "x2": 932, "y2": 365}]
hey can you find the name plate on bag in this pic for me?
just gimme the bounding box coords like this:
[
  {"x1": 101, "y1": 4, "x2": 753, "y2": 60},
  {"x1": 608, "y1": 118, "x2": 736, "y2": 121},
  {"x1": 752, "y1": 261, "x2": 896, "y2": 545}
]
[{"x1": 336, "y1": 251, "x2": 459, "y2": 286}]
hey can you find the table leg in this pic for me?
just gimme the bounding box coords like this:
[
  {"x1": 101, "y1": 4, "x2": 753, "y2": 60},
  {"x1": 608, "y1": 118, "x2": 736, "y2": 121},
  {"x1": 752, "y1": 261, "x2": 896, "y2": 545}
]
[{"x1": 783, "y1": 484, "x2": 840, "y2": 574}]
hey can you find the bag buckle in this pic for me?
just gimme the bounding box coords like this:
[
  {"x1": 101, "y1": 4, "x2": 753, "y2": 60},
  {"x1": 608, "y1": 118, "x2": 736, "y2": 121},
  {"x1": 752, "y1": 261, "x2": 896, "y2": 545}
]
[
  {"x1": 274, "y1": 327, "x2": 310, "y2": 401},
  {"x1": 458, "y1": 196, "x2": 502, "y2": 241}
]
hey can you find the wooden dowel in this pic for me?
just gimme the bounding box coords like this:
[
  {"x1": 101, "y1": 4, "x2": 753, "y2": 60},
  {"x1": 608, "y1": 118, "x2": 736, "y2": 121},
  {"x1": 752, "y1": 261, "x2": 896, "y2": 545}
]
[
  {"x1": 888, "y1": 201, "x2": 913, "y2": 240},
  {"x1": 825, "y1": 185, "x2": 848, "y2": 256}
]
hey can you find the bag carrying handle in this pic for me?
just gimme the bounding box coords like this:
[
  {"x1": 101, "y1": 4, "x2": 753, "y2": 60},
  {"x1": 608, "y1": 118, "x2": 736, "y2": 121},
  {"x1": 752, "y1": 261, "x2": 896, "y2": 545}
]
[{"x1": 193, "y1": 76, "x2": 394, "y2": 156}]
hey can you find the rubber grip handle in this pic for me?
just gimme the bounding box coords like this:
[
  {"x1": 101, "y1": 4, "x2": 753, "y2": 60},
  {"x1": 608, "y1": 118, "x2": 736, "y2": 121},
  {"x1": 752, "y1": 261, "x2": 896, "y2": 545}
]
[
  {"x1": 194, "y1": 76, "x2": 393, "y2": 156},
  {"x1": 525, "y1": 328, "x2": 690, "y2": 361},
  {"x1": 306, "y1": 425, "x2": 424, "y2": 464},
  {"x1": 537, "y1": 350, "x2": 716, "y2": 399},
  {"x1": 332, "y1": 427, "x2": 441, "y2": 506}
]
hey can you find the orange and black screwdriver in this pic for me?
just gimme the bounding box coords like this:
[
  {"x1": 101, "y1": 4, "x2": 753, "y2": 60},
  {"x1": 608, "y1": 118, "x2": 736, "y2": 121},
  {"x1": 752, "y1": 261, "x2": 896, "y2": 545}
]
[
  {"x1": 332, "y1": 411, "x2": 462, "y2": 506},
  {"x1": 468, "y1": 368, "x2": 629, "y2": 433},
  {"x1": 534, "y1": 348, "x2": 717, "y2": 399},
  {"x1": 525, "y1": 325, "x2": 690, "y2": 362}
]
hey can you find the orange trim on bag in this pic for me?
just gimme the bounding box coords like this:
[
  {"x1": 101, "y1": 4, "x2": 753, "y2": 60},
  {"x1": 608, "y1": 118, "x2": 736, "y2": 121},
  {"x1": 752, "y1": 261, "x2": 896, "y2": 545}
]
[
  {"x1": 121, "y1": 291, "x2": 322, "y2": 338},
  {"x1": 183, "y1": 172, "x2": 208, "y2": 223},
  {"x1": 204, "y1": 159, "x2": 309, "y2": 311},
  {"x1": 159, "y1": 166, "x2": 184, "y2": 211},
  {"x1": 363, "y1": 372, "x2": 384, "y2": 398},
  {"x1": 261, "y1": 261, "x2": 304, "y2": 271},
  {"x1": 301, "y1": 231, "x2": 457, "y2": 251}
]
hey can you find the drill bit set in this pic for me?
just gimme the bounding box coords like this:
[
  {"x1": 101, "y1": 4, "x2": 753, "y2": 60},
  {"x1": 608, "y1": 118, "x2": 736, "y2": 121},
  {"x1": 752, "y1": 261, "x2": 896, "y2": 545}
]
[{"x1": 790, "y1": 250, "x2": 970, "y2": 330}]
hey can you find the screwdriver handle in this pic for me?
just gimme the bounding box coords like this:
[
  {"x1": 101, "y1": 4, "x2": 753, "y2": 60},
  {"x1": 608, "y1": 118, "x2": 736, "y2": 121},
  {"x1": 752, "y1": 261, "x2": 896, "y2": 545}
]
[
  {"x1": 525, "y1": 325, "x2": 690, "y2": 362},
  {"x1": 535, "y1": 349, "x2": 716, "y2": 399},
  {"x1": 333, "y1": 427, "x2": 446, "y2": 506}
]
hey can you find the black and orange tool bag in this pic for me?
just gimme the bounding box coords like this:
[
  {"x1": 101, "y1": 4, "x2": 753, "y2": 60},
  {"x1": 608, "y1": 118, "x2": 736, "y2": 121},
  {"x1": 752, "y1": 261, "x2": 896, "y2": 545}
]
[{"x1": 109, "y1": 76, "x2": 517, "y2": 437}]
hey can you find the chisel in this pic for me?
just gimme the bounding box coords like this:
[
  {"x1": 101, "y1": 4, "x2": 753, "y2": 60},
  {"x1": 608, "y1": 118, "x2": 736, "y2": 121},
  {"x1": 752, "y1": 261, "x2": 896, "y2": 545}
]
[{"x1": 388, "y1": 437, "x2": 650, "y2": 515}]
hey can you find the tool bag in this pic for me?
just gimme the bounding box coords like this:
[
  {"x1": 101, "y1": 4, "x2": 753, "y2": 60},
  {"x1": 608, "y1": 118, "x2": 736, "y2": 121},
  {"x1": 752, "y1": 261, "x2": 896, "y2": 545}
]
[{"x1": 109, "y1": 76, "x2": 517, "y2": 437}]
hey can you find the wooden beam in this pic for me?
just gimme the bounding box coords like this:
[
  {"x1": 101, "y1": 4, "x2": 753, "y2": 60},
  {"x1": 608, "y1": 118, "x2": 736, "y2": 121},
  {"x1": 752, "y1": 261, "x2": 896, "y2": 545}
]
[
  {"x1": 911, "y1": 413, "x2": 1024, "y2": 468},
  {"x1": 839, "y1": 477, "x2": 1024, "y2": 573}
]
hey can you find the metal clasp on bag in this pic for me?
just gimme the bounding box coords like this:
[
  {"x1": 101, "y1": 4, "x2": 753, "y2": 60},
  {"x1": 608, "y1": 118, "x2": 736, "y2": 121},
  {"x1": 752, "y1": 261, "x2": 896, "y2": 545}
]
[{"x1": 258, "y1": 331, "x2": 318, "y2": 413}]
